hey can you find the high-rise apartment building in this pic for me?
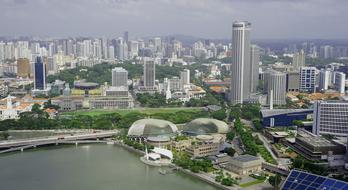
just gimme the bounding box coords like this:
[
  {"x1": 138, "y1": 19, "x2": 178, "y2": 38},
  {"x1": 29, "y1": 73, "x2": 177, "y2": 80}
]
[
  {"x1": 112, "y1": 67, "x2": 128, "y2": 88},
  {"x1": 313, "y1": 101, "x2": 348, "y2": 136},
  {"x1": 292, "y1": 50, "x2": 306, "y2": 69},
  {"x1": 34, "y1": 57, "x2": 46, "y2": 90},
  {"x1": 335, "y1": 72, "x2": 346, "y2": 94},
  {"x1": 230, "y1": 21, "x2": 251, "y2": 104},
  {"x1": 319, "y1": 69, "x2": 330, "y2": 91}
]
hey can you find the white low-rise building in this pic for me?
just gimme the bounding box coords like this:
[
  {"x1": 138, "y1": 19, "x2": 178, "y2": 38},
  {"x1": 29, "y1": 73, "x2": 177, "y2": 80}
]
[{"x1": 0, "y1": 95, "x2": 33, "y2": 120}]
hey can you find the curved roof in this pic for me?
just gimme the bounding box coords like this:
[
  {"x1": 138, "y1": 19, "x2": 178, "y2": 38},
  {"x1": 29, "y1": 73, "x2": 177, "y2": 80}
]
[
  {"x1": 127, "y1": 119, "x2": 178, "y2": 137},
  {"x1": 152, "y1": 147, "x2": 173, "y2": 160},
  {"x1": 183, "y1": 118, "x2": 229, "y2": 135}
]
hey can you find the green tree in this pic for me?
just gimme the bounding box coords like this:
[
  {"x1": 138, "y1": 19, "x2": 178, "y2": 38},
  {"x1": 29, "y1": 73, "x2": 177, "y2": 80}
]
[
  {"x1": 269, "y1": 174, "x2": 282, "y2": 189},
  {"x1": 211, "y1": 109, "x2": 226, "y2": 121},
  {"x1": 223, "y1": 147, "x2": 236, "y2": 157}
]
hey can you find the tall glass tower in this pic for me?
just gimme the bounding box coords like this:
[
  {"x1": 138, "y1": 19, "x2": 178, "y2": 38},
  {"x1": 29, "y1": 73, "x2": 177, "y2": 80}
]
[{"x1": 34, "y1": 56, "x2": 46, "y2": 90}]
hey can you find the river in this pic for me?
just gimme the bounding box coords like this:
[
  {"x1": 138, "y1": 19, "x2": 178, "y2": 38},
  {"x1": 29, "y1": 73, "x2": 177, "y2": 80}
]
[{"x1": 0, "y1": 144, "x2": 219, "y2": 190}]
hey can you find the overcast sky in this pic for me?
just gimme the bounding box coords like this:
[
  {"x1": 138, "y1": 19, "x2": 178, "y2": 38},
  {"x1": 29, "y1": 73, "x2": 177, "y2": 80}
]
[{"x1": 0, "y1": 0, "x2": 347, "y2": 39}]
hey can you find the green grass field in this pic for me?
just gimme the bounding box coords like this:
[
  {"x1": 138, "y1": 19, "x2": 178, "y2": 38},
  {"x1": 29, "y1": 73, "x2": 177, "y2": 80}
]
[
  {"x1": 239, "y1": 179, "x2": 265, "y2": 188},
  {"x1": 61, "y1": 107, "x2": 203, "y2": 117}
]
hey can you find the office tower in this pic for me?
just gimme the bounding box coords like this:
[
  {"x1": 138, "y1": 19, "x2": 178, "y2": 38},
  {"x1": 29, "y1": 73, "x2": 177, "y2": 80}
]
[
  {"x1": 292, "y1": 50, "x2": 305, "y2": 69},
  {"x1": 34, "y1": 57, "x2": 46, "y2": 90},
  {"x1": 335, "y1": 72, "x2": 346, "y2": 94},
  {"x1": 143, "y1": 60, "x2": 155, "y2": 88},
  {"x1": 266, "y1": 70, "x2": 286, "y2": 105},
  {"x1": 112, "y1": 67, "x2": 128, "y2": 88},
  {"x1": 313, "y1": 101, "x2": 348, "y2": 136},
  {"x1": 230, "y1": 21, "x2": 251, "y2": 104},
  {"x1": 116, "y1": 37, "x2": 124, "y2": 60},
  {"x1": 124, "y1": 31, "x2": 129, "y2": 43},
  {"x1": 286, "y1": 71, "x2": 300, "y2": 92},
  {"x1": 123, "y1": 42, "x2": 129, "y2": 60},
  {"x1": 319, "y1": 69, "x2": 330, "y2": 91},
  {"x1": 180, "y1": 69, "x2": 190, "y2": 86},
  {"x1": 101, "y1": 38, "x2": 108, "y2": 59},
  {"x1": 299, "y1": 67, "x2": 316, "y2": 93},
  {"x1": 153, "y1": 37, "x2": 162, "y2": 53},
  {"x1": 250, "y1": 45, "x2": 260, "y2": 93},
  {"x1": 108, "y1": 46, "x2": 115, "y2": 59},
  {"x1": 129, "y1": 41, "x2": 139, "y2": 58},
  {"x1": 17, "y1": 58, "x2": 31, "y2": 78}
]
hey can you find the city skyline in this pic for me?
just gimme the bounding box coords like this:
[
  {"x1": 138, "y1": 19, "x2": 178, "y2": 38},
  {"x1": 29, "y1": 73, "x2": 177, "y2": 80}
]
[{"x1": 0, "y1": 0, "x2": 347, "y2": 39}]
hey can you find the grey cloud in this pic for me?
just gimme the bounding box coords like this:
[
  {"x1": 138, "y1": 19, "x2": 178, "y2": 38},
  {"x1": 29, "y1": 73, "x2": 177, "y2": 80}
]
[{"x1": 0, "y1": 0, "x2": 347, "y2": 39}]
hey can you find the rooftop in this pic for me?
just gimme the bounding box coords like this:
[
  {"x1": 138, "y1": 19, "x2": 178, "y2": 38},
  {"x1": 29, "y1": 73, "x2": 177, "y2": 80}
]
[
  {"x1": 297, "y1": 130, "x2": 336, "y2": 147},
  {"x1": 231, "y1": 154, "x2": 260, "y2": 163},
  {"x1": 261, "y1": 109, "x2": 313, "y2": 118}
]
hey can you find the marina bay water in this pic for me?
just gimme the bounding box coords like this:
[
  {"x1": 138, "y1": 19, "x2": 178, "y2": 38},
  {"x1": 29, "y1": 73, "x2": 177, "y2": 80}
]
[{"x1": 0, "y1": 144, "x2": 218, "y2": 190}]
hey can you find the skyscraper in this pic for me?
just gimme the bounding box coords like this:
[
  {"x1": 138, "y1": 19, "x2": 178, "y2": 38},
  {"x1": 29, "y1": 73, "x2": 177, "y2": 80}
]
[
  {"x1": 112, "y1": 67, "x2": 128, "y2": 88},
  {"x1": 230, "y1": 21, "x2": 251, "y2": 104},
  {"x1": 144, "y1": 60, "x2": 155, "y2": 88},
  {"x1": 250, "y1": 45, "x2": 260, "y2": 93},
  {"x1": 34, "y1": 56, "x2": 46, "y2": 90},
  {"x1": 265, "y1": 70, "x2": 286, "y2": 105}
]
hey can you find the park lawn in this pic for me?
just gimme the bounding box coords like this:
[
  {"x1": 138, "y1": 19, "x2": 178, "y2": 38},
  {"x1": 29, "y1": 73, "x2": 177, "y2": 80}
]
[
  {"x1": 61, "y1": 107, "x2": 203, "y2": 117},
  {"x1": 239, "y1": 179, "x2": 265, "y2": 188}
]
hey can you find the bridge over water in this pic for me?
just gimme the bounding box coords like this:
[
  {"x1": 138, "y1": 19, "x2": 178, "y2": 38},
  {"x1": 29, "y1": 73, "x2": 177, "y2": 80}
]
[{"x1": 0, "y1": 131, "x2": 118, "y2": 154}]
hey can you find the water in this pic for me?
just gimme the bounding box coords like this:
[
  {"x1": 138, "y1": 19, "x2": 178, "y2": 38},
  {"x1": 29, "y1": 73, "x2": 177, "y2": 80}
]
[{"x1": 0, "y1": 144, "x2": 219, "y2": 190}]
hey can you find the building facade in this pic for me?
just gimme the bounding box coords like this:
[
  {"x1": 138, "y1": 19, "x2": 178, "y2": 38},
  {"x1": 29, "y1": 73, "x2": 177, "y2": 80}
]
[
  {"x1": 265, "y1": 69, "x2": 287, "y2": 105},
  {"x1": 230, "y1": 21, "x2": 251, "y2": 104},
  {"x1": 250, "y1": 45, "x2": 260, "y2": 93},
  {"x1": 335, "y1": 72, "x2": 346, "y2": 94},
  {"x1": 313, "y1": 101, "x2": 348, "y2": 136},
  {"x1": 300, "y1": 67, "x2": 316, "y2": 93},
  {"x1": 112, "y1": 67, "x2": 128, "y2": 88},
  {"x1": 144, "y1": 60, "x2": 155, "y2": 88},
  {"x1": 34, "y1": 56, "x2": 46, "y2": 90}
]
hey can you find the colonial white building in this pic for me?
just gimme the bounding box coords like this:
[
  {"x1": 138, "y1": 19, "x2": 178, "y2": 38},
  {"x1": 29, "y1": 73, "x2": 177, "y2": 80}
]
[{"x1": 0, "y1": 95, "x2": 33, "y2": 120}]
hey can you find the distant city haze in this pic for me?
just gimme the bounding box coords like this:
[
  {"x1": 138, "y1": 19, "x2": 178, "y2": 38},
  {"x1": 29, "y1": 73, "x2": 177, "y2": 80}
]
[{"x1": 0, "y1": 0, "x2": 347, "y2": 39}]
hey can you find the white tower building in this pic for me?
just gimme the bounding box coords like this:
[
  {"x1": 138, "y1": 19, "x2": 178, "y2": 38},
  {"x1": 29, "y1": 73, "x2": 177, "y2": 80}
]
[{"x1": 230, "y1": 21, "x2": 251, "y2": 104}]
